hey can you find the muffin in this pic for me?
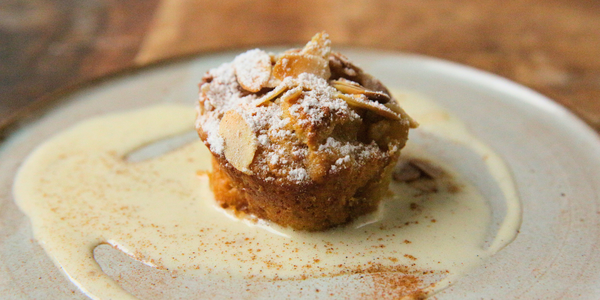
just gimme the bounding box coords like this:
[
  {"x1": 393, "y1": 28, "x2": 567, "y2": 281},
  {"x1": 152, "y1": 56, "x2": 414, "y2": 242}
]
[{"x1": 196, "y1": 32, "x2": 418, "y2": 231}]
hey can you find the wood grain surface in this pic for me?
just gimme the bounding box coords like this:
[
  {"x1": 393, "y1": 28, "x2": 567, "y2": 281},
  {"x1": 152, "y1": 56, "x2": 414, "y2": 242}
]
[{"x1": 1, "y1": 0, "x2": 599, "y2": 132}]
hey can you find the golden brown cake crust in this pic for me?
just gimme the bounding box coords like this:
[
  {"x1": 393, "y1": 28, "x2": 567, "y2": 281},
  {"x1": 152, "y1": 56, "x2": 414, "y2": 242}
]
[
  {"x1": 196, "y1": 32, "x2": 416, "y2": 230},
  {"x1": 209, "y1": 153, "x2": 397, "y2": 231}
]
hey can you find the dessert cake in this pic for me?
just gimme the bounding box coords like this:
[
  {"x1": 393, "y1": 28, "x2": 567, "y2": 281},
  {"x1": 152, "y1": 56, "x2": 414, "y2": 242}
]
[{"x1": 196, "y1": 32, "x2": 417, "y2": 231}]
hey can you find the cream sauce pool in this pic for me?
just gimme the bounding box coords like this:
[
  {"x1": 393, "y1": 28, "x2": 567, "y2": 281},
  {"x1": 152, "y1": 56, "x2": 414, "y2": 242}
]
[{"x1": 13, "y1": 91, "x2": 521, "y2": 299}]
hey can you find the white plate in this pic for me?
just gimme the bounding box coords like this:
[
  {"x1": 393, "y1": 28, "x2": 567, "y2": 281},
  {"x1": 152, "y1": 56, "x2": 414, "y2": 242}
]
[{"x1": 1, "y1": 49, "x2": 599, "y2": 299}]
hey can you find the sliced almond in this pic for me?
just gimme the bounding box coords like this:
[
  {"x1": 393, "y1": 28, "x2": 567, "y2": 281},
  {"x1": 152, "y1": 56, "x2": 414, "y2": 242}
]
[
  {"x1": 364, "y1": 90, "x2": 391, "y2": 103},
  {"x1": 331, "y1": 79, "x2": 363, "y2": 93},
  {"x1": 301, "y1": 31, "x2": 331, "y2": 58},
  {"x1": 410, "y1": 159, "x2": 445, "y2": 179},
  {"x1": 264, "y1": 74, "x2": 282, "y2": 88},
  {"x1": 329, "y1": 52, "x2": 360, "y2": 78},
  {"x1": 280, "y1": 86, "x2": 303, "y2": 104},
  {"x1": 331, "y1": 79, "x2": 391, "y2": 103},
  {"x1": 393, "y1": 160, "x2": 422, "y2": 182},
  {"x1": 234, "y1": 49, "x2": 272, "y2": 93},
  {"x1": 336, "y1": 93, "x2": 400, "y2": 120},
  {"x1": 272, "y1": 52, "x2": 331, "y2": 81},
  {"x1": 252, "y1": 82, "x2": 290, "y2": 106},
  {"x1": 384, "y1": 100, "x2": 419, "y2": 128},
  {"x1": 218, "y1": 110, "x2": 257, "y2": 174}
]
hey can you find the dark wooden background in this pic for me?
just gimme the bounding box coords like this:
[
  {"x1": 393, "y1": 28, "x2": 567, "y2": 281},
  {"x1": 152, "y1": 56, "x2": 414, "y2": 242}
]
[{"x1": 1, "y1": 0, "x2": 599, "y2": 132}]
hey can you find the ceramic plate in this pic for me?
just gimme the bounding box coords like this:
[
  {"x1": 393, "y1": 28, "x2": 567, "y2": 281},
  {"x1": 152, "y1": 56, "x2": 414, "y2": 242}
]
[{"x1": 1, "y1": 49, "x2": 599, "y2": 299}]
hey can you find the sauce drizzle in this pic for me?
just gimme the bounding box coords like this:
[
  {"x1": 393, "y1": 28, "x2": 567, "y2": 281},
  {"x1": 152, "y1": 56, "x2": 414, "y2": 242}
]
[{"x1": 13, "y1": 91, "x2": 521, "y2": 299}]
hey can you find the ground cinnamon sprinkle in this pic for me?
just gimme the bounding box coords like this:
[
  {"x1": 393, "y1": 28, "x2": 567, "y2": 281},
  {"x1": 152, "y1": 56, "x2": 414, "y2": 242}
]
[
  {"x1": 404, "y1": 254, "x2": 417, "y2": 261},
  {"x1": 294, "y1": 263, "x2": 442, "y2": 299},
  {"x1": 362, "y1": 272, "x2": 427, "y2": 300}
]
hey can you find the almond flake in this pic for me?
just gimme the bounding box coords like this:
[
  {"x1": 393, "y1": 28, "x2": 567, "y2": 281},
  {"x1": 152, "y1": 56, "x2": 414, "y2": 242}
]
[
  {"x1": 264, "y1": 75, "x2": 282, "y2": 88},
  {"x1": 393, "y1": 160, "x2": 422, "y2": 182},
  {"x1": 363, "y1": 90, "x2": 391, "y2": 103},
  {"x1": 218, "y1": 110, "x2": 257, "y2": 174},
  {"x1": 410, "y1": 159, "x2": 445, "y2": 179},
  {"x1": 384, "y1": 101, "x2": 419, "y2": 128},
  {"x1": 252, "y1": 82, "x2": 290, "y2": 106},
  {"x1": 336, "y1": 93, "x2": 400, "y2": 120},
  {"x1": 331, "y1": 78, "x2": 362, "y2": 91},
  {"x1": 272, "y1": 53, "x2": 331, "y2": 81},
  {"x1": 234, "y1": 49, "x2": 272, "y2": 92},
  {"x1": 301, "y1": 31, "x2": 331, "y2": 58},
  {"x1": 331, "y1": 79, "x2": 390, "y2": 103},
  {"x1": 280, "y1": 86, "x2": 303, "y2": 103}
]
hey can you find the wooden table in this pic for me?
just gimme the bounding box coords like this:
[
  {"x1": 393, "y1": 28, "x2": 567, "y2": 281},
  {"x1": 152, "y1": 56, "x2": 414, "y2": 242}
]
[{"x1": 1, "y1": 0, "x2": 599, "y2": 133}]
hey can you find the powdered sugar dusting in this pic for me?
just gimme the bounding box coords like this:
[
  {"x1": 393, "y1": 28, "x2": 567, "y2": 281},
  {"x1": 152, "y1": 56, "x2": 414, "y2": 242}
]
[
  {"x1": 233, "y1": 49, "x2": 271, "y2": 92},
  {"x1": 288, "y1": 168, "x2": 309, "y2": 181},
  {"x1": 197, "y1": 46, "x2": 404, "y2": 183}
]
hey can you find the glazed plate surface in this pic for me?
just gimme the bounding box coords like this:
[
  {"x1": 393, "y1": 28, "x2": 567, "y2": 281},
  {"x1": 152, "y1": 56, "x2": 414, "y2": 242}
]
[{"x1": 1, "y1": 49, "x2": 599, "y2": 299}]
